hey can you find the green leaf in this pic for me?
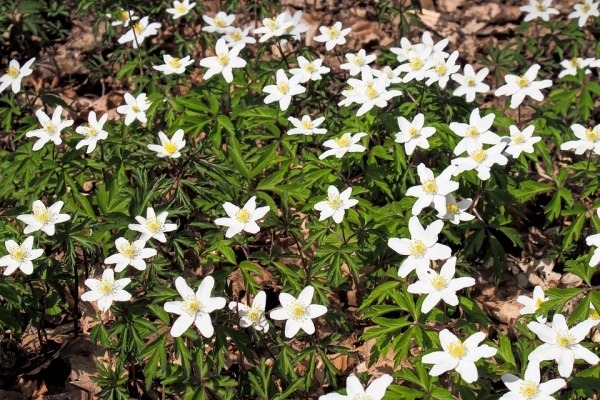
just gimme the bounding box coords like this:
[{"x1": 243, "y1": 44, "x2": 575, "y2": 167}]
[{"x1": 227, "y1": 134, "x2": 251, "y2": 181}]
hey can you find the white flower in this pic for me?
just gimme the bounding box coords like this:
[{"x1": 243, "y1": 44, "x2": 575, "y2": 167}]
[
  {"x1": 287, "y1": 115, "x2": 327, "y2": 135},
  {"x1": 390, "y1": 38, "x2": 418, "y2": 63},
  {"x1": 164, "y1": 276, "x2": 226, "y2": 337},
  {"x1": 319, "y1": 132, "x2": 367, "y2": 160},
  {"x1": 422, "y1": 329, "x2": 498, "y2": 383},
  {"x1": 229, "y1": 290, "x2": 269, "y2": 333},
  {"x1": 502, "y1": 125, "x2": 541, "y2": 158},
  {"x1": 313, "y1": 22, "x2": 352, "y2": 51},
  {"x1": 199, "y1": 38, "x2": 246, "y2": 83},
  {"x1": 395, "y1": 113, "x2": 436, "y2": 155},
  {"x1": 586, "y1": 232, "x2": 600, "y2": 267},
  {"x1": 26, "y1": 106, "x2": 74, "y2": 151},
  {"x1": 451, "y1": 64, "x2": 490, "y2": 103},
  {"x1": 560, "y1": 124, "x2": 600, "y2": 155},
  {"x1": 166, "y1": 0, "x2": 196, "y2": 19},
  {"x1": 500, "y1": 360, "x2": 565, "y2": 400},
  {"x1": 372, "y1": 65, "x2": 402, "y2": 87},
  {"x1": 437, "y1": 194, "x2": 474, "y2": 225},
  {"x1": 148, "y1": 130, "x2": 185, "y2": 158},
  {"x1": 388, "y1": 216, "x2": 452, "y2": 278},
  {"x1": 314, "y1": 186, "x2": 359, "y2": 224},
  {"x1": 406, "y1": 164, "x2": 459, "y2": 216},
  {"x1": 75, "y1": 111, "x2": 108, "y2": 154},
  {"x1": 338, "y1": 85, "x2": 358, "y2": 107},
  {"x1": 398, "y1": 46, "x2": 434, "y2": 83},
  {"x1": 106, "y1": 8, "x2": 139, "y2": 27},
  {"x1": 117, "y1": 17, "x2": 161, "y2": 48},
  {"x1": 520, "y1": 0, "x2": 560, "y2": 21},
  {"x1": 280, "y1": 10, "x2": 309, "y2": 43},
  {"x1": 319, "y1": 374, "x2": 393, "y2": 400},
  {"x1": 202, "y1": 11, "x2": 235, "y2": 34},
  {"x1": 0, "y1": 236, "x2": 43, "y2": 276},
  {"x1": 263, "y1": 69, "x2": 305, "y2": 111},
  {"x1": 587, "y1": 304, "x2": 600, "y2": 329},
  {"x1": 116, "y1": 92, "x2": 150, "y2": 126},
  {"x1": 527, "y1": 313, "x2": 599, "y2": 377},
  {"x1": 269, "y1": 286, "x2": 327, "y2": 338},
  {"x1": 569, "y1": 0, "x2": 600, "y2": 27},
  {"x1": 421, "y1": 31, "x2": 449, "y2": 61},
  {"x1": 347, "y1": 69, "x2": 402, "y2": 116},
  {"x1": 153, "y1": 54, "x2": 194, "y2": 75},
  {"x1": 407, "y1": 257, "x2": 475, "y2": 313},
  {"x1": 494, "y1": 64, "x2": 552, "y2": 109},
  {"x1": 425, "y1": 50, "x2": 460, "y2": 89},
  {"x1": 517, "y1": 285, "x2": 549, "y2": 323},
  {"x1": 80, "y1": 268, "x2": 132, "y2": 312},
  {"x1": 340, "y1": 49, "x2": 376, "y2": 76},
  {"x1": 450, "y1": 108, "x2": 500, "y2": 155},
  {"x1": 17, "y1": 200, "x2": 70, "y2": 236},
  {"x1": 451, "y1": 142, "x2": 508, "y2": 181},
  {"x1": 128, "y1": 207, "x2": 177, "y2": 243},
  {"x1": 253, "y1": 14, "x2": 294, "y2": 42},
  {"x1": 104, "y1": 238, "x2": 157, "y2": 272},
  {"x1": 214, "y1": 196, "x2": 270, "y2": 238},
  {"x1": 559, "y1": 57, "x2": 593, "y2": 78},
  {"x1": 0, "y1": 58, "x2": 35, "y2": 94},
  {"x1": 224, "y1": 27, "x2": 256, "y2": 48},
  {"x1": 289, "y1": 56, "x2": 330, "y2": 83}
]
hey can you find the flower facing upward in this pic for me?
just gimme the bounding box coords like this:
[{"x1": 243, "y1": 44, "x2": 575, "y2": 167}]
[
  {"x1": 314, "y1": 186, "x2": 359, "y2": 224},
  {"x1": 313, "y1": 22, "x2": 352, "y2": 51},
  {"x1": 280, "y1": 10, "x2": 309, "y2": 43},
  {"x1": 340, "y1": 49, "x2": 376, "y2": 76},
  {"x1": 451, "y1": 64, "x2": 490, "y2": 103},
  {"x1": 502, "y1": 125, "x2": 541, "y2": 158},
  {"x1": 527, "y1": 313, "x2": 599, "y2": 377},
  {"x1": 214, "y1": 196, "x2": 270, "y2": 238},
  {"x1": 229, "y1": 290, "x2": 269, "y2": 333},
  {"x1": 558, "y1": 57, "x2": 593, "y2": 78},
  {"x1": 319, "y1": 132, "x2": 368, "y2": 159},
  {"x1": 407, "y1": 257, "x2": 476, "y2": 313},
  {"x1": 164, "y1": 276, "x2": 226, "y2": 337},
  {"x1": 422, "y1": 329, "x2": 498, "y2": 383},
  {"x1": 0, "y1": 236, "x2": 44, "y2": 276},
  {"x1": 81, "y1": 268, "x2": 132, "y2": 312},
  {"x1": 520, "y1": 0, "x2": 560, "y2": 21},
  {"x1": 397, "y1": 46, "x2": 434, "y2": 83},
  {"x1": 17, "y1": 200, "x2": 70, "y2": 236},
  {"x1": 450, "y1": 108, "x2": 500, "y2": 156},
  {"x1": 262, "y1": 69, "x2": 305, "y2": 111},
  {"x1": 390, "y1": 37, "x2": 418, "y2": 63},
  {"x1": 347, "y1": 69, "x2": 402, "y2": 116},
  {"x1": 289, "y1": 56, "x2": 330, "y2": 83},
  {"x1": 500, "y1": 360, "x2": 566, "y2": 400},
  {"x1": 287, "y1": 115, "x2": 327, "y2": 135},
  {"x1": 372, "y1": 65, "x2": 402, "y2": 87},
  {"x1": 395, "y1": 113, "x2": 436, "y2": 155},
  {"x1": 202, "y1": 11, "x2": 235, "y2": 34},
  {"x1": 128, "y1": 207, "x2": 177, "y2": 243},
  {"x1": 75, "y1": 111, "x2": 108, "y2": 154},
  {"x1": 117, "y1": 17, "x2": 161, "y2": 48},
  {"x1": 270, "y1": 286, "x2": 328, "y2": 338},
  {"x1": 166, "y1": 0, "x2": 196, "y2": 19},
  {"x1": 254, "y1": 14, "x2": 294, "y2": 42},
  {"x1": 451, "y1": 142, "x2": 508, "y2": 181},
  {"x1": 587, "y1": 304, "x2": 600, "y2": 329},
  {"x1": 0, "y1": 57, "x2": 35, "y2": 94},
  {"x1": 224, "y1": 27, "x2": 256, "y2": 48},
  {"x1": 147, "y1": 130, "x2": 186, "y2": 158},
  {"x1": 517, "y1": 285, "x2": 549, "y2": 324},
  {"x1": 26, "y1": 106, "x2": 74, "y2": 151},
  {"x1": 106, "y1": 8, "x2": 139, "y2": 27},
  {"x1": 116, "y1": 92, "x2": 150, "y2": 126},
  {"x1": 199, "y1": 38, "x2": 246, "y2": 83},
  {"x1": 425, "y1": 50, "x2": 460, "y2": 89},
  {"x1": 153, "y1": 54, "x2": 194, "y2": 75},
  {"x1": 494, "y1": 64, "x2": 552, "y2": 109},
  {"x1": 104, "y1": 238, "x2": 157, "y2": 272},
  {"x1": 406, "y1": 164, "x2": 459, "y2": 216},
  {"x1": 569, "y1": 0, "x2": 600, "y2": 27},
  {"x1": 438, "y1": 194, "x2": 474, "y2": 225},
  {"x1": 319, "y1": 374, "x2": 393, "y2": 400},
  {"x1": 560, "y1": 124, "x2": 600, "y2": 155},
  {"x1": 388, "y1": 216, "x2": 452, "y2": 278}
]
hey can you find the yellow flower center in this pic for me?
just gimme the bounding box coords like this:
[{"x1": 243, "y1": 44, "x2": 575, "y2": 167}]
[
  {"x1": 513, "y1": 133, "x2": 525, "y2": 144},
  {"x1": 145, "y1": 217, "x2": 162, "y2": 233},
  {"x1": 582, "y1": 3, "x2": 591, "y2": 12},
  {"x1": 118, "y1": 11, "x2": 129, "y2": 21},
  {"x1": 430, "y1": 274, "x2": 447, "y2": 290},
  {"x1": 43, "y1": 122, "x2": 56, "y2": 135},
  {"x1": 383, "y1": 66, "x2": 393, "y2": 79},
  {"x1": 470, "y1": 149, "x2": 487, "y2": 163},
  {"x1": 536, "y1": 3, "x2": 546, "y2": 11},
  {"x1": 214, "y1": 16, "x2": 226, "y2": 27},
  {"x1": 176, "y1": 4, "x2": 187, "y2": 13},
  {"x1": 230, "y1": 31, "x2": 242, "y2": 41},
  {"x1": 287, "y1": 300, "x2": 307, "y2": 320},
  {"x1": 33, "y1": 205, "x2": 52, "y2": 224},
  {"x1": 265, "y1": 18, "x2": 278, "y2": 31},
  {"x1": 435, "y1": 62, "x2": 447, "y2": 75},
  {"x1": 352, "y1": 395, "x2": 373, "y2": 400},
  {"x1": 447, "y1": 203, "x2": 459, "y2": 215},
  {"x1": 590, "y1": 308, "x2": 599, "y2": 320},
  {"x1": 519, "y1": 380, "x2": 539, "y2": 399},
  {"x1": 408, "y1": 239, "x2": 426, "y2": 257},
  {"x1": 169, "y1": 58, "x2": 181, "y2": 68},
  {"x1": 163, "y1": 142, "x2": 178, "y2": 154},
  {"x1": 246, "y1": 307, "x2": 262, "y2": 323},
  {"x1": 118, "y1": 241, "x2": 139, "y2": 259},
  {"x1": 235, "y1": 208, "x2": 250, "y2": 223},
  {"x1": 334, "y1": 134, "x2": 351, "y2": 148},
  {"x1": 301, "y1": 118, "x2": 312, "y2": 130},
  {"x1": 6, "y1": 66, "x2": 19, "y2": 79},
  {"x1": 182, "y1": 295, "x2": 202, "y2": 315},
  {"x1": 217, "y1": 53, "x2": 229, "y2": 66},
  {"x1": 409, "y1": 57, "x2": 424, "y2": 70},
  {"x1": 466, "y1": 77, "x2": 476, "y2": 87},
  {"x1": 303, "y1": 62, "x2": 315, "y2": 73},
  {"x1": 277, "y1": 81, "x2": 289, "y2": 94},
  {"x1": 570, "y1": 58, "x2": 579, "y2": 68},
  {"x1": 327, "y1": 195, "x2": 343, "y2": 210},
  {"x1": 8, "y1": 244, "x2": 27, "y2": 262},
  {"x1": 98, "y1": 278, "x2": 116, "y2": 296},
  {"x1": 133, "y1": 22, "x2": 144, "y2": 35},
  {"x1": 328, "y1": 25, "x2": 339, "y2": 38},
  {"x1": 534, "y1": 297, "x2": 544, "y2": 309},
  {"x1": 585, "y1": 127, "x2": 599, "y2": 142},
  {"x1": 131, "y1": 105, "x2": 140, "y2": 112},
  {"x1": 353, "y1": 56, "x2": 364, "y2": 66},
  {"x1": 422, "y1": 178, "x2": 437, "y2": 194},
  {"x1": 409, "y1": 127, "x2": 420, "y2": 138},
  {"x1": 365, "y1": 86, "x2": 378, "y2": 99},
  {"x1": 447, "y1": 340, "x2": 467, "y2": 359},
  {"x1": 517, "y1": 75, "x2": 529, "y2": 87},
  {"x1": 556, "y1": 331, "x2": 575, "y2": 349},
  {"x1": 465, "y1": 126, "x2": 479, "y2": 138}
]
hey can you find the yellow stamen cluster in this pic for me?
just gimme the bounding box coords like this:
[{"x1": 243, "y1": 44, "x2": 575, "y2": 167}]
[
  {"x1": 516, "y1": 75, "x2": 529, "y2": 88},
  {"x1": 408, "y1": 127, "x2": 420, "y2": 138},
  {"x1": 181, "y1": 296, "x2": 202, "y2": 315},
  {"x1": 33, "y1": 205, "x2": 52, "y2": 224},
  {"x1": 447, "y1": 340, "x2": 467, "y2": 359},
  {"x1": 590, "y1": 308, "x2": 599, "y2": 320},
  {"x1": 301, "y1": 118, "x2": 312, "y2": 130},
  {"x1": 145, "y1": 217, "x2": 162, "y2": 233},
  {"x1": 287, "y1": 300, "x2": 308, "y2": 320},
  {"x1": 353, "y1": 56, "x2": 364, "y2": 66},
  {"x1": 176, "y1": 4, "x2": 187, "y2": 13},
  {"x1": 118, "y1": 241, "x2": 139, "y2": 259},
  {"x1": 277, "y1": 81, "x2": 289, "y2": 94},
  {"x1": 327, "y1": 195, "x2": 343, "y2": 210},
  {"x1": 327, "y1": 25, "x2": 340, "y2": 39},
  {"x1": 214, "y1": 17, "x2": 226, "y2": 27},
  {"x1": 409, "y1": 57, "x2": 424, "y2": 70},
  {"x1": 246, "y1": 307, "x2": 262, "y2": 323},
  {"x1": 118, "y1": 11, "x2": 129, "y2": 21},
  {"x1": 408, "y1": 239, "x2": 426, "y2": 257},
  {"x1": 235, "y1": 208, "x2": 250, "y2": 223},
  {"x1": 470, "y1": 149, "x2": 487, "y2": 163},
  {"x1": 8, "y1": 244, "x2": 27, "y2": 262},
  {"x1": 518, "y1": 380, "x2": 539, "y2": 399},
  {"x1": 265, "y1": 18, "x2": 278, "y2": 31},
  {"x1": 430, "y1": 275, "x2": 447, "y2": 290},
  {"x1": 217, "y1": 53, "x2": 229, "y2": 66},
  {"x1": 512, "y1": 133, "x2": 525, "y2": 144},
  {"x1": 5, "y1": 66, "x2": 19, "y2": 79},
  {"x1": 365, "y1": 86, "x2": 378, "y2": 99},
  {"x1": 536, "y1": 3, "x2": 546, "y2": 11},
  {"x1": 334, "y1": 134, "x2": 351, "y2": 148},
  {"x1": 582, "y1": 3, "x2": 591, "y2": 12},
  {"x1": 303, "y1": 62, "x2": 315, "y2": 73},
  {"x1": 535, "y1": 297, "x2": 544, "y2": 309},
  {"x1": 230, "y1": 31, "x2": 242, "y2": 41},
  {"x1": 447, "y1": 203, "x2": 459, "y2": 215},
  {"x1": 585, "y1": 127, "x2": 600, "y2": 142},
  {"x1": 435, "y1": 63, "x2": 447, "y2": 75},
  {"x1": 131, "y1": 105, "x2": 140, "y2": 112},
  {"x1": 422, "y1": 178, "x2": 437, "y2": 194},
  {"x1": 465, "y1": 126, "x2": 479, "y2": 138},
  {"x1": 133, "y1": 22, "x2": 144, "y2": 35},
  {"x1": 466, "y1": 77, "x2": 477, "y2": 87},
  {"x1": 169, "y1": 58, "x2": 181, "y2": 68},
  {"x1": 98, "y1": 278, "x2": 116, "y2": 296},
  {"x1": 556, "y1": 331, "x2": 575, "y2": 349},
  {"x1": 570, "y1": 58, "x2": 580, "y2": 68}
]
